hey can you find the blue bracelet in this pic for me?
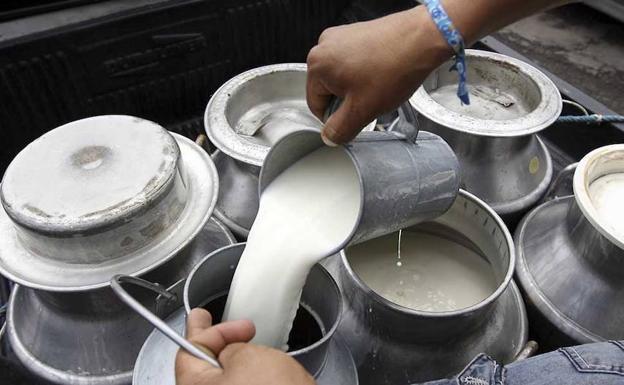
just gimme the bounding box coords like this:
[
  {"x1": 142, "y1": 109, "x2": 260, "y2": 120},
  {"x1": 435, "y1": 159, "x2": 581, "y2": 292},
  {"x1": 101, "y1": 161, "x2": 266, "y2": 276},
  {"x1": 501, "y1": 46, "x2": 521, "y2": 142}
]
[{"x1": 423, "y1": 0, "x2": 470, "y2": 105}]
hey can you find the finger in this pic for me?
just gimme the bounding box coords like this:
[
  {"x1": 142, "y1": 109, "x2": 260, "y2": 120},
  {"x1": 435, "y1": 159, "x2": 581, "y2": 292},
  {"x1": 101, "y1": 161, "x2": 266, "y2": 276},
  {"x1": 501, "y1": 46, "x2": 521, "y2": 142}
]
[
  {"x1": 306, "y1": 65, "x2": 333, "y2": 121},
  {"x1": 322, "y1": 96, "x2": 371, "y2": 145},
  {"x1": 186, "y1": 308, "x2": 213, "y2": 339},
  {"x1": 189, "y1": 319, "x2": 256, "y2": 357}
]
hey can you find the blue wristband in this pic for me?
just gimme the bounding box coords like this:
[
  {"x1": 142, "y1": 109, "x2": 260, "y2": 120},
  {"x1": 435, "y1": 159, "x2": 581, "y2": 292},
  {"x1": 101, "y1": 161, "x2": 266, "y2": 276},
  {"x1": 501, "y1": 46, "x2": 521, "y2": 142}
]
[{"x1": 423, "y1": 0, "x2": 470, "y2": 105}]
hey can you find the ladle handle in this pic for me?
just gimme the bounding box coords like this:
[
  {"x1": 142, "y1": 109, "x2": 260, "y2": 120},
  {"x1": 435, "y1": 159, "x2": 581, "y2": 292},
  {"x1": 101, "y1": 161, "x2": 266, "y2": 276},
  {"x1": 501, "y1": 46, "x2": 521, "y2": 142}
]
[
  {"x1": 542, "y1": 162, "x2": 578, "y2": 202},
  {"x1": 110, "y1": 275, "x2": 222, "y2": 369}
]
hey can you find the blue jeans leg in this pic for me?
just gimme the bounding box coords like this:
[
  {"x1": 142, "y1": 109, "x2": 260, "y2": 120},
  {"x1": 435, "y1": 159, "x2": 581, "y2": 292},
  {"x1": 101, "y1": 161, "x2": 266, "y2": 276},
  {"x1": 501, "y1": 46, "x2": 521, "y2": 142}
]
[{"x1": 418, "y1": 340, "x2": 624, "y2": 385}]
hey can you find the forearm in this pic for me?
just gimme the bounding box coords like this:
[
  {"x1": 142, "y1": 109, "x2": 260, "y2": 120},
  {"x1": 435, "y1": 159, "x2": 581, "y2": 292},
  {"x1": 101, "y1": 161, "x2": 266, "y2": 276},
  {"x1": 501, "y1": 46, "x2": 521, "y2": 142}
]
[{"x1": 441, "y1": 0, "x2": 577, "y2": 45}]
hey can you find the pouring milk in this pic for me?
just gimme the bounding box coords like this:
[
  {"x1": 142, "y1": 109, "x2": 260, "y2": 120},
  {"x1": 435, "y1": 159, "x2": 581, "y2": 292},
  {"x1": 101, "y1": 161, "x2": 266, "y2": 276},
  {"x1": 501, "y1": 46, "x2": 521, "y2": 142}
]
[{"x1": 223, "y1": 146, "x2": 361, "y2": 349}]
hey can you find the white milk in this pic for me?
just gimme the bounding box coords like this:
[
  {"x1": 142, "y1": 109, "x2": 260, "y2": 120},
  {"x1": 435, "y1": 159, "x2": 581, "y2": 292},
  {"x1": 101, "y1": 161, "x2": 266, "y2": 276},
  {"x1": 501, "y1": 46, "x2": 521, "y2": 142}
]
[
  {"x1": 348, "y1": 230, "x2": 498, "y2": 312},
  {"x1": 588, "y1": 172, "x2": 624, "y2": 239},
  {"x1": 223, "y1": 146, "x2": 361, "y2": 349},
  {"x1": 430, "y1": 84, "x2": 530, "y2": 121}
]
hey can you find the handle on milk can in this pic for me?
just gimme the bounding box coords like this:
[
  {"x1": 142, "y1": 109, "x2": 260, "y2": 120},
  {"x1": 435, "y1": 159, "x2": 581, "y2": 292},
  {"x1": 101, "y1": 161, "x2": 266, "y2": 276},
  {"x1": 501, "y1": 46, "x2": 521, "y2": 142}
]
[
  {"x1": 110, "y1": 275, "x2": 222, "y2": 368},
  {"x1": 542, "y1": 162, "x2": 578, "y2": 202},
  {"x1": 323, "y1": 97, "x2": 419, "y2": 142}
]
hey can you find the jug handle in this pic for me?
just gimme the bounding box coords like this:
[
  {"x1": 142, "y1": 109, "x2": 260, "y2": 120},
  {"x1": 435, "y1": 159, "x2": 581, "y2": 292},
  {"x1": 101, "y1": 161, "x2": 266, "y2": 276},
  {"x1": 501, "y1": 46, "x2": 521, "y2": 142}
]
[
  {"x1": 542, "y1": 162, "x2": 578, "y2": 202},
  {"x1": 110, "y1": 275, "x2": 222, "y2": 368},
  {"x1": 387, "y1": 102, "x2": 420, "y2": 143},
  {"x1": 323, "y1": 97, "x2": 419, "y2": 142}
]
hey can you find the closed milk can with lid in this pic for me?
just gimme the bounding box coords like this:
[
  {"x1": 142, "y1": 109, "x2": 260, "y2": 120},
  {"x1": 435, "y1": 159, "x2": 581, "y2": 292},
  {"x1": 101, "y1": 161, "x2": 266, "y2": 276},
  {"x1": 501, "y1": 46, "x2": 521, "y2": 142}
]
[{"x1": 0, "y1": 115, "x2": 232, "y2": 384}]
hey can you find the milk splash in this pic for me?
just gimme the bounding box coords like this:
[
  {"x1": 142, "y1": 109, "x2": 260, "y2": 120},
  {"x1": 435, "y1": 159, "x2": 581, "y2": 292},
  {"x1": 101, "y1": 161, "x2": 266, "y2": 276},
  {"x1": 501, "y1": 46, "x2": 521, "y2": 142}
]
[{"x1": 223, "y1": 146, "x2": 361, "y2": 349}]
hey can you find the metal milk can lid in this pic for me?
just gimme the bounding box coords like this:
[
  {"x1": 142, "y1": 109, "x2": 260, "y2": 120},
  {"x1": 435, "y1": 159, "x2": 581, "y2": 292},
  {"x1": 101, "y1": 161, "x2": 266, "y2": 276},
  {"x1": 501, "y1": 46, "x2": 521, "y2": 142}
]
[
  {"x1": 0, "y1": 115, "x2": 219, "y2": 291},
  {"x1": 2, "y1": 115, "x2": 179, "y2": 233}
]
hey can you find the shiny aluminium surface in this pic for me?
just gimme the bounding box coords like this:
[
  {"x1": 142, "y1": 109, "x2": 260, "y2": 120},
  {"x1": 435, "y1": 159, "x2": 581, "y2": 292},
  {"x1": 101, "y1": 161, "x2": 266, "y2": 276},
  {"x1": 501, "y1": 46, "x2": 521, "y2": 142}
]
[
  {"x1": 132, "y1": 243, "x2": 358, "y2": 385},
  {"x1": 409, "y1": 50, "x2": 561, "y2": 221},
  {"x1": 516, "y1": 145, "x2": 624, "y2": 346},
  {"x1": 422, "y1": 124, "x2": 553, "y2": 220},
  {"x1": 0, "y1": 131, "x2": 218, "y2": 291},
  {"x1": 323, "y1": 190, "x2": 528, "y2": 384},
  {"x1": 6, "y1": 217, "x2": 235, "y2": 385}
]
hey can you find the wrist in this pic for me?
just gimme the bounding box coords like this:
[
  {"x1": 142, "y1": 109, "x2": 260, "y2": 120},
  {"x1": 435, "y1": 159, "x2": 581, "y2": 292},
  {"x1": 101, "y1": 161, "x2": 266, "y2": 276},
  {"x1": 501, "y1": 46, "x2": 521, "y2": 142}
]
[{"x1": 406, "y1": 6, "x2": 454, "y2": 70}]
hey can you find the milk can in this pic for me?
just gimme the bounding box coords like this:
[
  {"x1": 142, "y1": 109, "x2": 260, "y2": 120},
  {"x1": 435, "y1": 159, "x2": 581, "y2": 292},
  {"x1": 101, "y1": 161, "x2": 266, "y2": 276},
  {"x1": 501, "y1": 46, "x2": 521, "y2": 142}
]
[
  {"x1": 410, "y1": 50, "x2": 562, "y2": 223},
  {"x1": 0, "y1": 116, "x2": 232, "y2": 385},
  {"x1": 111, "y1": 244, "x2": 359, "y2": 385},
  {"x1": 323, "y1": 189, "x2": 528, "y2": 385},
  {"x1": 204, "y1": 63, "x2": 375, "y2": 238},
  {"x1": 515, "y1": 144, "x2": 624, "y2": 348}
]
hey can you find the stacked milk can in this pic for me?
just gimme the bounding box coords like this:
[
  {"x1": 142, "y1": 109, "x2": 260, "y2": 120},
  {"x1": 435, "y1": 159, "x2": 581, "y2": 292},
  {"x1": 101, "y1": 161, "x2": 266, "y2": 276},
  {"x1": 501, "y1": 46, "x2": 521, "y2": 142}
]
[
  {"x1": 0, "y1": 116, "x2": 235, "y2": 384},
  {"x1": 0, "y1": 51, "x2": 622, "y2": 385}
]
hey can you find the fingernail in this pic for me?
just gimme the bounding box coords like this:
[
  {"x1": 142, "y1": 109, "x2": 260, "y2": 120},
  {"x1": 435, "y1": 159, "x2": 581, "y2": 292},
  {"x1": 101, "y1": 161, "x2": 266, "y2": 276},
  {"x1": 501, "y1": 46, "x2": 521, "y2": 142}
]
[{"x1": 321, "y1": 131, "x2": 338, "y2": 147}]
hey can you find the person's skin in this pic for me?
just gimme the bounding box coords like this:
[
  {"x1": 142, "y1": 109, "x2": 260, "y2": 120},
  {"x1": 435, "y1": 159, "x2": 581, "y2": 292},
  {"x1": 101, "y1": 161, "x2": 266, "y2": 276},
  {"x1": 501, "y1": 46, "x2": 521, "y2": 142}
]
[
  {"x1": 177, "y1": 1, "x2": 575, "y2": 384},
  {"x1": 307, "y1": 0, "x2": 575, "y2": 145},
  {"x1": 175, "y1": 309, "x2": 315, "y2": 385}
]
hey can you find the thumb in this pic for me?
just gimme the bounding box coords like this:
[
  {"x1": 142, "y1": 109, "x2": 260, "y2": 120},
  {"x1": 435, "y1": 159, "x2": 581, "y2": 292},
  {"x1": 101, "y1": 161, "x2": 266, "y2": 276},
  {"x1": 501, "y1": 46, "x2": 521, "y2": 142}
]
[{"x1": 321, "y1": 96, "x2": 371, "y2": 146}]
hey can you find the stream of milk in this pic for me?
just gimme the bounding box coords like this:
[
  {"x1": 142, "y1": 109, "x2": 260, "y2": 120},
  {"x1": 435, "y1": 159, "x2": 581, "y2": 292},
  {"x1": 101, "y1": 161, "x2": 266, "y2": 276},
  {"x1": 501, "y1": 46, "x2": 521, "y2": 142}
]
[
  {"x1": 348, "y1": 230, "x2": 498, "y2": 312},
  {"x1": 223, "y1": 146, "x2": 361, "y2": 349}
]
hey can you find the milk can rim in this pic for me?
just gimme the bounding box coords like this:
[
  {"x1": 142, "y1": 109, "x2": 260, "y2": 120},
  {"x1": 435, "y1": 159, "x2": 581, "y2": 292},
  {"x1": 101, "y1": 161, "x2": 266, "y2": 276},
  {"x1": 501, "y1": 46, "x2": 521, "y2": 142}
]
[
  {"x1": 204, "y1": 63, "x2": 309, "y2": 167},
  {"x1": 409, "y1": 49, "x2": 563, "y2": 138},
  {"x1": 573, "y1": 144, "x2": 624, "y2": 249},
  {"x1": 182, "y1": 243, "x2": 343, "y2": 358},
  {"x1": 339, "y1": 189, "x2": 516, "y2": 318}
]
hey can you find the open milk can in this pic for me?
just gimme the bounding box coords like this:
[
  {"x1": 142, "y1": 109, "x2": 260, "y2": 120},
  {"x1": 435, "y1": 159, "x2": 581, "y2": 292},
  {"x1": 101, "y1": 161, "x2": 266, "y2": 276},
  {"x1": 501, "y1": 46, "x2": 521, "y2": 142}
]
[
  {"x1": 112, "y1": 243, "x2": 358, "y2": 385},
  {"x1": 204, "y1": 63, "x2": 375, "y2": 238},
  {"x1": 323, "y1": 189, "x2": 528, "y2": 385},
  {"x1": 0, "y1": 116, "x2": 235, "y2": 385},
  {"x1": 515, "y1": 144, "x2": 624, "y2": 348},
  {"x1": 410, "y1": 50, "x2": 562, "y2": 224}
]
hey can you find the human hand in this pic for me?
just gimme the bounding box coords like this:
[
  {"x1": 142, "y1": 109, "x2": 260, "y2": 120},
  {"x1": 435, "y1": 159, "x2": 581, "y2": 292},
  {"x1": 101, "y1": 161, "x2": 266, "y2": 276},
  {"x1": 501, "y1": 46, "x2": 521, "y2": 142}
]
[
  {"x1": 306, "y1": 6, "x2": 451, "y2": 145},
  {"x1": 175, "y1": 308, "x2": 316, "y2": 385}
]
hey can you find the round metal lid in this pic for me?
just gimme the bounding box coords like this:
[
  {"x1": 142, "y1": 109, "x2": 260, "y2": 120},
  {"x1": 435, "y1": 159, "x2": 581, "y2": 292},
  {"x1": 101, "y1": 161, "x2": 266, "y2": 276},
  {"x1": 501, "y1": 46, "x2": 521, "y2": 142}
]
[
  {"x1": 574, "y1": 144, "x2": 624, "y2": 249},
  {"x1": 1, "y1": 115, "x2": 179, "y2": 233},
  {"x1": 205, "y1": 63, "x2": 320, "y2": 166},
  {"x1": 410, "y1": 50, "x2": 562, "y2": 137},
  {"x1": 0, "y1": 117, "x2": 218, "y2": 291}
]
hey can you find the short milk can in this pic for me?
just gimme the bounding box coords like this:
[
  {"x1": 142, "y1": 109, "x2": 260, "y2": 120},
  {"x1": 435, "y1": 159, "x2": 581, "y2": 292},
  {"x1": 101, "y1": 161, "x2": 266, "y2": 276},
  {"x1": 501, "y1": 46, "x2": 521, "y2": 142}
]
[
  {"x1": 204, "y1": 63, "x2": 375, "y2": 238},
  {"x1": 515, "y1": 144, "x2": 624, "y2": 348},
  {"x1": 324, "y1": 189, "x2": 528, "y2": 384},
  {"x1": 112, "y1": 243, "x2": 359, "y2": 385},
  {"x1": 410, "y1": 50, "x2": 562, "y2": 223},
  {"x1": 0, "y1": 116, "x2": 231, "y2": 385}
]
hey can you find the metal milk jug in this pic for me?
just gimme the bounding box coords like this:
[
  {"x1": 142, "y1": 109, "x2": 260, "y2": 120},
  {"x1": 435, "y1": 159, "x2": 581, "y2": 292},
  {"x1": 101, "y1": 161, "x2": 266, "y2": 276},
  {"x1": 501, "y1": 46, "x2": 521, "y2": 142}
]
[
  {"x1": 259, "y1": 102, "x2": 461, "y2": 247},
  {"x1": 0, "y1": 116, "x2": 230, "y2": 385},
  {"x1": 410, "y1": 50, "x2": 562, "y2": 224}
]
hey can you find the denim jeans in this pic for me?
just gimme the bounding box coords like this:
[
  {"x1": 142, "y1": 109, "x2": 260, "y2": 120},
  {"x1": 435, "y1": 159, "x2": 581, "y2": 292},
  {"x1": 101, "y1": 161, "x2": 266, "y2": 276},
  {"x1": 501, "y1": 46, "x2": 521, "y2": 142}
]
[{"x1": 420, "y1": 341, "x2": 624, "y2": 385}]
